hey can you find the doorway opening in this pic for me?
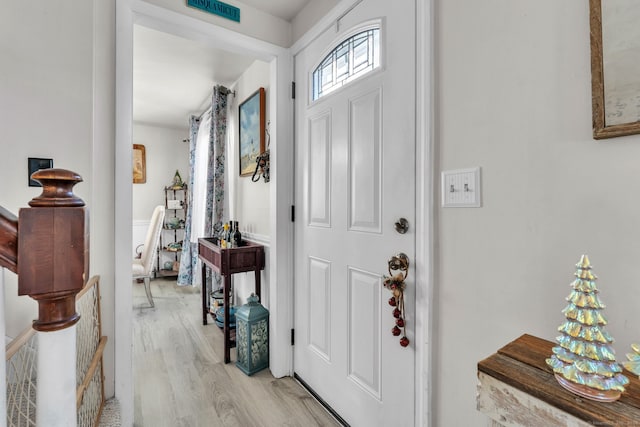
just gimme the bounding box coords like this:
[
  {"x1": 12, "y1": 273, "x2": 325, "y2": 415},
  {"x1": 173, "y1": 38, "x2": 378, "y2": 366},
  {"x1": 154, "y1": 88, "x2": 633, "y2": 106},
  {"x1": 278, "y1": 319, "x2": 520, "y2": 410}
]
[{"x1": 115, "y1": 3, "x2": 294, "y2": 424}]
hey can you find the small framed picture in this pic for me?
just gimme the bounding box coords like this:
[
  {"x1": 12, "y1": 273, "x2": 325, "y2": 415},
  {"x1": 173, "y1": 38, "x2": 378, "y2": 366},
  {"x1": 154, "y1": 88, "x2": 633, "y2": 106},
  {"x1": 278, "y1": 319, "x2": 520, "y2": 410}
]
[
  {"x1": 28, "y1": 158, "x2": 53, "y2": 187},
  {"x1": 239, "y1": 88, "x2": 266, "y2": 176},
  {"x1": 133, "y1": 144, "x2": 146, "y2": 184}
]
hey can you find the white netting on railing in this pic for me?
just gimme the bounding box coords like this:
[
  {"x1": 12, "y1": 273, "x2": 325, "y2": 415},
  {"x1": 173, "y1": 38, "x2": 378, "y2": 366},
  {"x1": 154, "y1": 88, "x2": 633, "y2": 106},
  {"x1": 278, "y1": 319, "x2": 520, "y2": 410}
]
[
  {"x1": 6, "y1": 328, "x2": 37, "y2": 427},
  {"x1": 77, "y1": 359, "x2": 104, "y2": 427},
  {"x1": 76, "y1": 277, "x2": 101, "y2": 388},
  {"x1": 5, "y1": 275, "x2": 107, "y2": 427},
  {"x1": 76, "y1": 276, "x2": 106, "y2": 427}
]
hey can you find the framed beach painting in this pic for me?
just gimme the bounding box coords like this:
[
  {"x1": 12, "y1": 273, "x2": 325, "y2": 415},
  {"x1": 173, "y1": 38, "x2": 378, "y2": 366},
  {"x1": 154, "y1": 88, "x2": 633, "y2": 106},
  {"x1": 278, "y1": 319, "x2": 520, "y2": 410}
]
[{"x1": 239, "y1": 87, "x2": 265, "y2": 176}]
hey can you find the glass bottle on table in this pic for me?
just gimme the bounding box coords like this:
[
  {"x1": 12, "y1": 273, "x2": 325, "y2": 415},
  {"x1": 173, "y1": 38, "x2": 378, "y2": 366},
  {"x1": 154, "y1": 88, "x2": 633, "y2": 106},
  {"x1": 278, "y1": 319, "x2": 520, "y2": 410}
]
[
  {"x1": 221, "y1": 223, "x2": 229, "y2": 248},
  {"x1": 233, "y1": 221, "x2": 241, "y2": 247},
  {"x1": 226, "y1": 221, "x2": 234, "y2": 248}
]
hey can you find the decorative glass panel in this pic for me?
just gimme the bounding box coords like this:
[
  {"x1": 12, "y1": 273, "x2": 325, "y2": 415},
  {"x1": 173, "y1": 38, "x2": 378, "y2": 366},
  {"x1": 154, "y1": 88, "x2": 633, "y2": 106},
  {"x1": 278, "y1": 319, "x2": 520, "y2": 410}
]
[{"x1": 312, "y1": 28, "x2": 380, "y2": 101}]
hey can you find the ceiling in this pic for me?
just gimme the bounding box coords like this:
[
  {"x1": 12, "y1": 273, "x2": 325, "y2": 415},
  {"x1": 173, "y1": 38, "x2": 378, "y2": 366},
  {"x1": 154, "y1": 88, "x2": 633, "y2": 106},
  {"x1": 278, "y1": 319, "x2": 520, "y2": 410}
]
[
  {"x1": 240, "y1": 0, "x2": 312, "y2": 21},
  {"x1": 133, "y1": 0, "x2": 313, "y2": 129},
  {"x1": 133, "y1": 25, "x2": 256, "y2": 128}
]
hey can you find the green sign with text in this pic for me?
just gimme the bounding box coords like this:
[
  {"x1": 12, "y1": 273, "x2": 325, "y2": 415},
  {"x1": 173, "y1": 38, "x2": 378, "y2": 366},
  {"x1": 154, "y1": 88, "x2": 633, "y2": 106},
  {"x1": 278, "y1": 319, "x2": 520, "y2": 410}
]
[{"x1": 187, "y1": 0, "x2": 240, "y2": 23}]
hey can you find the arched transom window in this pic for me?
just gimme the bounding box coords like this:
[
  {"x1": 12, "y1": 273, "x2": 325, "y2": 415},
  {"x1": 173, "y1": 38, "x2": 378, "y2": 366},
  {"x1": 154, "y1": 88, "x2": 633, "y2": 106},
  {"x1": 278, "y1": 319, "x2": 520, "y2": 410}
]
[{"x1": 312, "y1": 27, "x2": 380, "y2": 101}]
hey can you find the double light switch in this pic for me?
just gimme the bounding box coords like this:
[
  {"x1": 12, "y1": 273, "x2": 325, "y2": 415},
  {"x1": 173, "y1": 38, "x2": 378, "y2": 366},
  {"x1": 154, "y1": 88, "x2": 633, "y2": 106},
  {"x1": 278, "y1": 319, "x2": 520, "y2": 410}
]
[{"x1": 441, "y1": 167, "x2": 481, "y2": 208}]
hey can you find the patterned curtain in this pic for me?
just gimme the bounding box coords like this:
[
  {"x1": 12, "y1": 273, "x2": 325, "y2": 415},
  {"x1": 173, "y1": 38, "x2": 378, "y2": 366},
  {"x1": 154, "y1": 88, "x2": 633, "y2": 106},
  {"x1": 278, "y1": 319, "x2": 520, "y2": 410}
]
[
  {"x1": 177, "y1": 116, "x2": 200, "y2": 286},
  {"x1": 177, "y1": 86, "x2": 229, "y2": 289},
  {"x1": 203, "y1": 86, "x2": 229, "y2": 292}
]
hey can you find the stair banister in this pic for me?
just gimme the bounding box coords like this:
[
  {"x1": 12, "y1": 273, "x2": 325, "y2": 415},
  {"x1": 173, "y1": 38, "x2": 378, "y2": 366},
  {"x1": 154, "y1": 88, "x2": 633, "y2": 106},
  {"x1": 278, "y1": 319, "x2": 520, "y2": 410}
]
[
  {"x1": 0, "y1": 206, "x2": 18, "y2": 273},
  {"x1": 0, "y1": 199, "x2": 18, "y2": 427}
]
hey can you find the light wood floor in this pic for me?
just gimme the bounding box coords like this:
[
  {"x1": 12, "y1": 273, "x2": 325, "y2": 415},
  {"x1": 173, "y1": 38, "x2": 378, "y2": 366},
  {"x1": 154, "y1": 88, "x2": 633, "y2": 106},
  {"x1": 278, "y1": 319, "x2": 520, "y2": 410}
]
[{"x1": 133, "y1": 278, "x2": 339, "y2": 427}]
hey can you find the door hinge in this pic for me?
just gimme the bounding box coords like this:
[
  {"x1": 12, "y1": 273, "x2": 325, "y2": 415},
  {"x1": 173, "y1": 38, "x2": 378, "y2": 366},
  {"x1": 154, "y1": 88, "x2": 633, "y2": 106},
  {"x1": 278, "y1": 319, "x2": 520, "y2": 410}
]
[
  {"x1": 291, "y1": 205, "x2": 295, "y2": 222},
  {"x1": 291, "y1": 81, "x2": 296, "y2": 99},
  {"x1": 291, "y1": 328, "x2": 295, "y2": 346}
]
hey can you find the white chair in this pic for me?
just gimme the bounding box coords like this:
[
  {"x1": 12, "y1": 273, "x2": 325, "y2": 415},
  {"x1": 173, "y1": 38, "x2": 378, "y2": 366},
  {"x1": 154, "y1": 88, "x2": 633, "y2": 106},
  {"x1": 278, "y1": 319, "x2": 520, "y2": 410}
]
[{"x1": 133, "y1": 205, "x2": 165, "y2": 307}]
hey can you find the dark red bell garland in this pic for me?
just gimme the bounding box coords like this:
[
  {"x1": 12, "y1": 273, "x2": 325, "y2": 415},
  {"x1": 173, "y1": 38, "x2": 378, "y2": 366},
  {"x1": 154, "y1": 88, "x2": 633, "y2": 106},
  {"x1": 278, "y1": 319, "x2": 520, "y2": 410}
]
[{"x1": 384, "y1": 273, "x2": 409, "y2": 347}]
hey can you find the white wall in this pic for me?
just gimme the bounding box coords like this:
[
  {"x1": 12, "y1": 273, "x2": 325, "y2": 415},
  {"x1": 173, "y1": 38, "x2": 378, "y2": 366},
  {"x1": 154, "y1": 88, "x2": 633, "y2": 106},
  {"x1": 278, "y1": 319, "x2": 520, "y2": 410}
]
[
  {"x1": 228, "y1": 60, "x2": 271, "y2": 239},
  {"x1": 92, "y1": 0, "x2": 117, "y2": 399},
  {"x1": 143, "y1": 0, "x2": 292, "y2": 47},
  {"x1": 132, "y1": 123, "x2": 189, "y2": 221},
  {"x1": 225, "y1": 60, "x2": 271, "y2": 305},
  {"x1": 1, "y1": 0, "x2": 118, "y2": 398},
  {"x1": 142, "y1": 0, "x2": 343, "y2": 49},
  {"x1": 132, "y1": 123, "x2": 189, "y2": 273},
  {"x1": 292, "y1": 0, "x2": 340, "y2": 42},
  {"x1": 435, "y1": 1, "x2": 640, "y2": 425},
  {"x1": 0, "y1": 0, "x2": 94, "y2": 336}
]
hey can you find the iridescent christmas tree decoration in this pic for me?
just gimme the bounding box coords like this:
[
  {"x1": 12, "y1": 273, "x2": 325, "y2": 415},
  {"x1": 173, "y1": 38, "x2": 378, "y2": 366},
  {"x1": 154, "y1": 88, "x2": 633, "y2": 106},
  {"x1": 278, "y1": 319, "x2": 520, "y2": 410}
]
[
  {"x1": 623, "y1": 343, "x2": 640, "y2": 378},
  {"x1": 546, "y1": 255, "x2": 629, "y2": 402}
]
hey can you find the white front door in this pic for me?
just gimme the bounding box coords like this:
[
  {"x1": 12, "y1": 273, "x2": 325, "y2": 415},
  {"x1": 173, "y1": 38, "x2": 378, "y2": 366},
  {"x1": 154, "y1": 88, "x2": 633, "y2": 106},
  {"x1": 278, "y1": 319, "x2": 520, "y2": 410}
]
[{"x1": 294, "y1": 1, "x2": 416, "y2": 425}]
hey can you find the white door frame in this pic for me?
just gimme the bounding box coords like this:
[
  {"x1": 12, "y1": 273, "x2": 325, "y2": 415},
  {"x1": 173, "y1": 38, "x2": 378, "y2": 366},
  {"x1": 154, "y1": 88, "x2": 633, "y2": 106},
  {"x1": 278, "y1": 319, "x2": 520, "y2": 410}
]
[
  {"x1": 290, "y1": 1, "x2": 434, "y2": 425},
  {"x1": 115, "y1": 1, "x2": 293, "y2": 425}
]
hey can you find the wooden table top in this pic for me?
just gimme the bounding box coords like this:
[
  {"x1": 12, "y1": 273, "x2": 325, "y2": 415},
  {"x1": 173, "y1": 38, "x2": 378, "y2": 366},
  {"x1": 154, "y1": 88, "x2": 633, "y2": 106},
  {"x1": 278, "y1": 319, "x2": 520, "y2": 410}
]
[
  {"x1": 197, "y1": 238, "x2": 264, "y2": 274},
  {"x1": 478, "y1": 334, "x2": 640, "y2": 425}
]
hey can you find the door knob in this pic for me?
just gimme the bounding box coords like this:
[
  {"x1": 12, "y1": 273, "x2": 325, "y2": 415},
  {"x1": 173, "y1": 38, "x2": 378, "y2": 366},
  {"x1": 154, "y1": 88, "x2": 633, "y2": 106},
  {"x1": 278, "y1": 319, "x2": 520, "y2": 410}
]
[
  {"x1": 388, "y1": 252, "x2": 409, "y2": 279},
  {"x1": 394, "y1": 218, "x2": 409, "y2": 234}
]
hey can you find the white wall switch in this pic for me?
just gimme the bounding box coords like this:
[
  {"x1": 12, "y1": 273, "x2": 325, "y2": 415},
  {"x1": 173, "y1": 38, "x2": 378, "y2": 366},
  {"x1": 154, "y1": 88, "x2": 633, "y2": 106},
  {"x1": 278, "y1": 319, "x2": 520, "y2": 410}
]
[{"x1": 441, "y1": 167, "x2": 481, "y2": 208}]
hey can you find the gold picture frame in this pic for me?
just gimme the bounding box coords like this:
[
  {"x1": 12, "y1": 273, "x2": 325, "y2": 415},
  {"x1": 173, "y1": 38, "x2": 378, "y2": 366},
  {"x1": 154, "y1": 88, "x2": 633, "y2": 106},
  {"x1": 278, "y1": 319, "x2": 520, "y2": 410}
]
[{"x1": 133, "y1": 144, "x2": 146, "y2": 183}]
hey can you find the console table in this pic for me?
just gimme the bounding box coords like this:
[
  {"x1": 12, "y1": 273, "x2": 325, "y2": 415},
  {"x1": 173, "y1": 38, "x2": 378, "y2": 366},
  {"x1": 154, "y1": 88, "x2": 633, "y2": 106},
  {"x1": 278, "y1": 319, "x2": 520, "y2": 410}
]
[
  {"x1": 198, "y1": 238, "x2": 265, "y2": 363},
  {"x1": 477, "y1": 334, "x2": 640, "y2": 426}
]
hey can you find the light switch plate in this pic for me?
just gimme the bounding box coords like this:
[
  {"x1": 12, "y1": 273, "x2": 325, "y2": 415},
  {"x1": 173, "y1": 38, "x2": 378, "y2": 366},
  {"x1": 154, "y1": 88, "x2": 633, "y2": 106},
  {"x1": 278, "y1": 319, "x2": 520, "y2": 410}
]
[{"x1": 441, "y1": 167, "x2": 481, "y2": 207}]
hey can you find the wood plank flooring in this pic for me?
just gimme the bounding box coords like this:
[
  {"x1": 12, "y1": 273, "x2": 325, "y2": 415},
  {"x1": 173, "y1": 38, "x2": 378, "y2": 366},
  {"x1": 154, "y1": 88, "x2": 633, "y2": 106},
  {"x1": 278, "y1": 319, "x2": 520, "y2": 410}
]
[{"x1": 133, "y1": 278, "x2": 339, "y2": 427}]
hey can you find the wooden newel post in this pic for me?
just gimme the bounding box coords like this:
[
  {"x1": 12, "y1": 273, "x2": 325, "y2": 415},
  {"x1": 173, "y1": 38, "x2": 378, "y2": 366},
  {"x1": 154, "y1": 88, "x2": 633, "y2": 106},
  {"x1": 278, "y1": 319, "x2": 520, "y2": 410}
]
[
  {"x1": 17, "y1": 168, "x2": 89, "y2": 426},
  {"x1": 18, "y1": 168, "x2": 89, "y2": 330}
]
